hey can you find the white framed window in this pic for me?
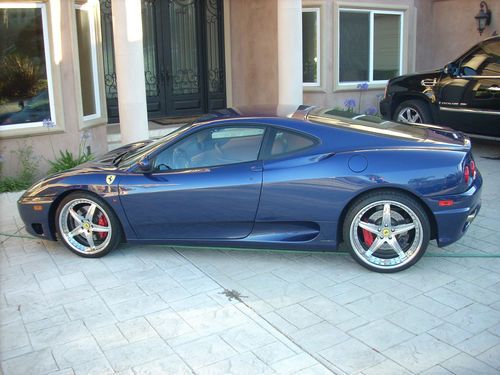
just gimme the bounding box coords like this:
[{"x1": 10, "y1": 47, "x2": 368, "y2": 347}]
[
  {"x1": 302, "y1": 7, "x2": 321, "y2": 86},
  {"x1": 0, "y1": 3, "x2": 57, "y2": 131},
  {"x1": 337, "y1": 8, "x2": 404, "y2": 86},
  {"x1": 74, "y1": 2, "x2": 101, "y2": 122}
]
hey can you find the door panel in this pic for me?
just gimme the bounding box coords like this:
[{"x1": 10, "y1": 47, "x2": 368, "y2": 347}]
[
  {"x1": 100, "y1": 0, "x2": 226, "y2": 122},
  {"x1": 165, "y1": 0, "x2": 204, "y2": 115},
  {"x1": 143, "y1": 0, "x2": 164, "y2": 117},
  {"x1": 438, "y1": 76, "x2": 500, "y2": 136},
  {"x1": 205, "y1": 0, "x2": 226, "y2": 111},
  {"x1": 437, "y1": 40, "x2": 500, "y2": 136},
  {"x1": 119, "y1": 162, "x2": 263, "y2": 240}
]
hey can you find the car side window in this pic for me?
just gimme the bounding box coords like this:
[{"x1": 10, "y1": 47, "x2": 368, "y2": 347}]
[
  {"x1": 152, "y1": 126, "x2": 265, "y2": 171},
  {"x1": 269, "y1": 129, "x2": 316, "y2": 158},
  {"x1": 460, "y1": 41, "x2": 500, "y2": 77}
]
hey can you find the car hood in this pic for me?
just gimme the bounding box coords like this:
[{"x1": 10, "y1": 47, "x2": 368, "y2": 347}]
[
  {"x1": 93, "y1": 140, "x2": 153, "y2": 164},
  {"x1": 65, "y1": 139, "x2": 154, "y2": 173},
  {"x1": 21, "y1": 140, "x2": 153, "y2": 198},
  {"x1": 388, "y1": 69, "x2": 443, "y2": 89}
]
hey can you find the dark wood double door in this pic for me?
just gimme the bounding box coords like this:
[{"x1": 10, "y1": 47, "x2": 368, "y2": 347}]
[{"x1": 102, "y1": 0, "x2": 226, "y2": 121}]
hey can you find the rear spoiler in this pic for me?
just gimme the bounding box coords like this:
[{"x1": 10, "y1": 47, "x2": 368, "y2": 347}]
[{"x1": 412, "y1": 123, "x2": 471, "y2": 150}]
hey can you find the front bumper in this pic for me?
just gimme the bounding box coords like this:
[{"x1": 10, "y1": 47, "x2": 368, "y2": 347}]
[
  {"x1": 17, "y1": 195, "x2": 57, "y2": 241},
  {"x1": 379, "y1": 97, "x2": 392, "y2": 120},
  {"x1": 427, "y1": 174, "x2": 483, "y2": 247}
]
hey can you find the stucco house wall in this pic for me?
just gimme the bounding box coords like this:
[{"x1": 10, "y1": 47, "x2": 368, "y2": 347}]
[
  {"x1": 416, "y1": 0, "x2": 499, "y2": 72},
  {"x1": 301, "y1": 0, "x2": 418, "y2": 115},
  {"x1": 229, "y1": 0, "x2": 280, "y2": 107}
]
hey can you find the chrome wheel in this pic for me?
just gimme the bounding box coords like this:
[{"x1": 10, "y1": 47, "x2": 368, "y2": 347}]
[
  {"x1": 349, "y1": 200, "x2": 423, "y2": 270},
  {"x1": 397, "y1": 107, "x2": 422, "y2": 123},
  {"x1": 58, "y1": 198, "x2": 112, "y2": 255}
]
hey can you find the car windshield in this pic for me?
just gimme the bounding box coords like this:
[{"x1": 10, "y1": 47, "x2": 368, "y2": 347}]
[{"x1": 117, "y1": 123, "x2": 194, "y2": 168}]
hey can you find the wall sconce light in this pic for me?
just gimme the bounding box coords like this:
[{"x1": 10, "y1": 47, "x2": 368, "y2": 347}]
[{"x1": 475, "y1": 1, "x2": 492, "y2": 35}]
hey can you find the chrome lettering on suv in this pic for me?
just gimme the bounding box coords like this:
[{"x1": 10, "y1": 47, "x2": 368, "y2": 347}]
[{"x1": 421, "y1": 78, "x2": 437, "y2": 87}]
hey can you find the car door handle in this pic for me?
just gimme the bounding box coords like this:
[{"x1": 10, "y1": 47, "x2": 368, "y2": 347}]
[
  {"x1": 250, "y1": 165, "x2": 263, "y2": 172},
  {"x1": 487, "y1": 86, "x2": 500, "y2": 92}
]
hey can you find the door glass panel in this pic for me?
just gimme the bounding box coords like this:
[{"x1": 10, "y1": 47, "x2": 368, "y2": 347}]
[
  {"x1": 75, "y1": 5, "x2": 99, "y2": 118},
  {"x1": 461, "y1": 42, "x2": 500, "y2": 77},
  {"x1": 373, "y1": 14, "x2": 401, "y2": 80},
  {"x1": 170, "y1": 0, "x2": 199, "y2": 95},
  {"x1": 205, "y1": 0, "x2": 223, "y2": 93},
  {"x1": 142, "y1": 0, "x2": 159, "y2": 97},
  {"x1": 154, "y1": 127, "x2": 265, "y2": 171},
  {"x1": 100, "y1": 0, "x2": 117, "y2": 100},
  {"x1": 339, "y1": 11, "x2": 369, "y2": 82}
]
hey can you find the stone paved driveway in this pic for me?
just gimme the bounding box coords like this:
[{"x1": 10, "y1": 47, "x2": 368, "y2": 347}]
[{"x1": 1, "y1": 141, "x2": 499, "y2": 375}]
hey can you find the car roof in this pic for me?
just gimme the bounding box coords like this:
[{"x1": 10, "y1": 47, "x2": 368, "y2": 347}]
[
  {"x1": 192, "y1": 105, "x2": 466, "y2": 146},
  {"x1": 195, "y1": 105, "x2": 388, "y2": 126},
  {"x1": 194, "y1": 104, "x2": 310, "y2": 122}
]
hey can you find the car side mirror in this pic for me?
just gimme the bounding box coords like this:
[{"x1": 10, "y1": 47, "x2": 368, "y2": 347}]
[
  {"x1": 444, "y1": 62, "x2": 459, "y2": 77},
  {"x1": 138, "y1": 158, "x2": 153, "y2": 173}
]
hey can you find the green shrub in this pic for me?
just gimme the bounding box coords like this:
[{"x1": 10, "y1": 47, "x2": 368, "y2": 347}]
[
  {"x1": 0, "y1": 145, "x2": 39, "y2": 193},
  {"x1": 0, "y1": 54, "x2": 47, "y2": 101},
  {"x1": 48, "y1": 149, "x2": 93, "y2": 174}
]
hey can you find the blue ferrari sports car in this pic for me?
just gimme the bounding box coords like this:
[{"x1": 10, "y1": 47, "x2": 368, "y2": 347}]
[{"x1": 18, "y1": 106, "x2": 482, "y2": 272}]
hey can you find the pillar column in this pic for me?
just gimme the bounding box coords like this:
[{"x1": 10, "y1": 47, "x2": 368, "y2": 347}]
[
  {"x1": 277, "y1": 0, "x2": 303, "y2": 106},
  {"x1": 111, "y1": 0, "x2": 149, "y2": 144}
]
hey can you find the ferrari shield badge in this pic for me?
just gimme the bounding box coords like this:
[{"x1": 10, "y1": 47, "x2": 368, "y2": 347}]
[{"x1": 106, "y1": 175, "x2": 116, "y2": 185}]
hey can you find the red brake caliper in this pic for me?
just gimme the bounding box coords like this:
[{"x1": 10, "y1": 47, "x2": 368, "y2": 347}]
[
  {"x1": 362, "y1": 227, "x2": 374, "y2": 246},
  {"x1": 97, "y1": 213, "x2": 108, "y2": 240}
]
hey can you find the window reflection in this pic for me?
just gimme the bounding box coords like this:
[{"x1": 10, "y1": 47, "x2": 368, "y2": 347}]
[
  {"x1": 338, "y1": 9, "x2": 403, "y2": 84},
  {"x1": 302, "y1": 8, "x2": 320, "y2": 85},
  {"x1": 0, "y1": 6, "x2": 51, "y2": 127},
  {"x1": 75, "y1": 2, "x2": 101, "y2": 120}
]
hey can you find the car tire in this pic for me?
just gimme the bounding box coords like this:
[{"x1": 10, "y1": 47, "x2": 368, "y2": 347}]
[
  {"x1": 343, "y1": 191, "x2": 430, "y2": 273},
  {"x1": 394, "y1": 100, "x2": 433, "y2": 124},
  {"x1": 56, "y1": 192, "x2": 122, "y2": 258}
]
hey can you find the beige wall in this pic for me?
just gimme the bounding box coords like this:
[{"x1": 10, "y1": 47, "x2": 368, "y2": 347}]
[
  {"x1": 0, "y1": 0, "x2": 108, "y2": 179},
  {"x1": 229, "y1": 0, "x2": 279, "y2": 106},
  {"x1": 416, "y1": 0, "x2": 499, "y2": 72},
  {"x1": 302, "y1": 0, "x2": 418, "y2": 114}
]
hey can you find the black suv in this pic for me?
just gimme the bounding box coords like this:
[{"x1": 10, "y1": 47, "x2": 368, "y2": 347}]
[{"x1": 380, "y1": 36, "x2": 500, "y2": 138}]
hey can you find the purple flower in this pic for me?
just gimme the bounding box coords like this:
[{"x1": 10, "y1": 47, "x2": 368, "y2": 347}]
[
  {"x1": 357, "y1": 82, "x2": 369, "y2": 90},
  {"x1": 42, "y1": 119, "x2": 55, "y2": 128},
  {"x1": 80, "y1": 130, "x2": 91, "y2": 141},
  {"x1": 344, "y1": 98, "x2": 356, "y2": 110},
  {"x1": 364, "y1": 106, "x2": 377, "y2": 116}
]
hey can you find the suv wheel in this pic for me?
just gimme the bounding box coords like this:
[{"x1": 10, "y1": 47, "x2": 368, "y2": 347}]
[{"x1": 394, "y1": 100, "x2": 432, "y2": 124}]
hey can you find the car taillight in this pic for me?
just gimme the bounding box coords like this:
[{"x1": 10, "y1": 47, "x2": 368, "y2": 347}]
[
  {"x1": 470, "y1": 160, "x2": 476, "y2": 178},
  {"x1": 464, "y1": 165, "x2": 470, "y2": 184}
]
